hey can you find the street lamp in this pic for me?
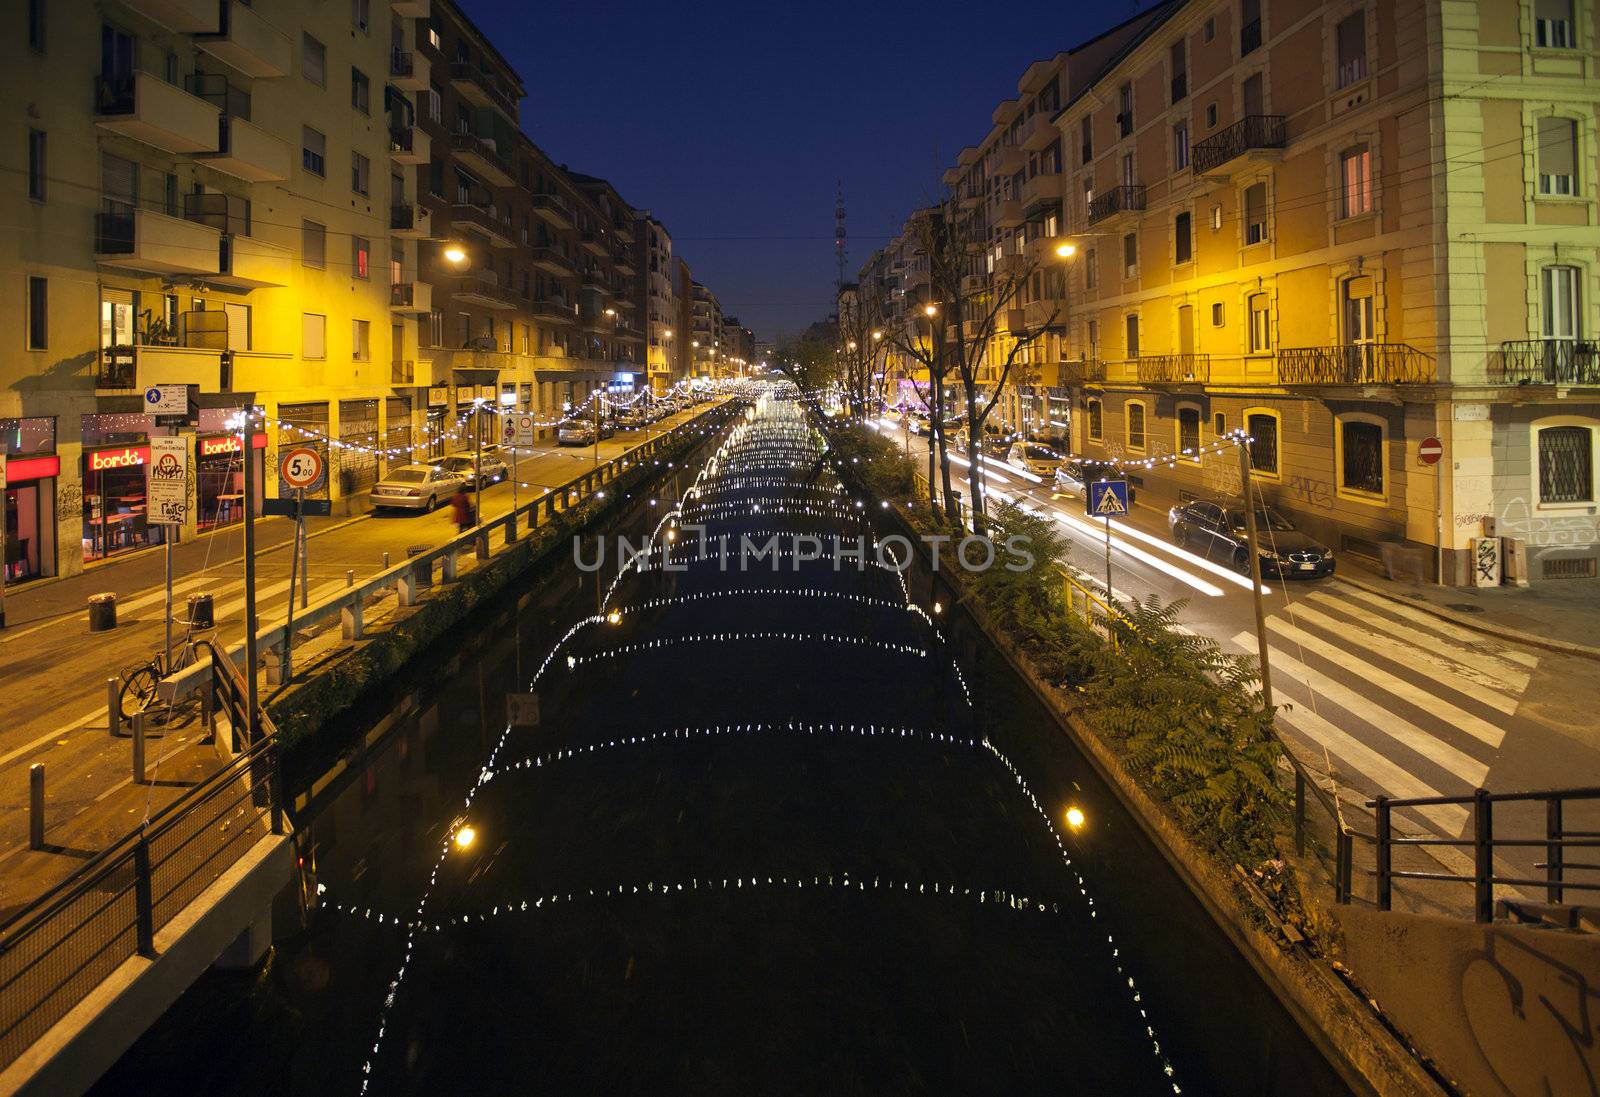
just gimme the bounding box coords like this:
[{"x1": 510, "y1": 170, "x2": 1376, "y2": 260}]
[
  {"x1": 1055, "y1": 242, "x2": 1077, "y2": 258},
  {"x1": 443, "y1": 243, "x2": 468, "y2": 265}
]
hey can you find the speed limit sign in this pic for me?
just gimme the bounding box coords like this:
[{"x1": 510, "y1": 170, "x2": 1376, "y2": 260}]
[{"x1": 280, "y1": 446, "x2": 323, "y2": 490}]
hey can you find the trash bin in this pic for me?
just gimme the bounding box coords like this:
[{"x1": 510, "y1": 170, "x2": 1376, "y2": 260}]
[
  {"x1": 187, "y1": 592, "x2": 215, "y2": 629},
  {"x1": 88, "y1": 592, "x2": 117, "y2": 632},
  {"x1": 407, "y1": 545, "x2": 432, "y2": 587}
]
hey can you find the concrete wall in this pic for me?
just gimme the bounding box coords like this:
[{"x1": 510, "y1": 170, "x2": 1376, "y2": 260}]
[
  {"x1": 1489, "y1": 401, "x2": 1600, "y2": 578},
  {"x1": 1332, "y1": 903, "x2": 1600, "y2": 1097}
]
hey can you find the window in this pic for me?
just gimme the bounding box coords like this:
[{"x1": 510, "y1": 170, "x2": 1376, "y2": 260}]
[
  {"x1": 1170, "y1": 40, "x2": 1188, "y2": 102},
  {"x1": 27, "y1": 130, "x2": 45, "y2": 201},
  {"x1": 1087, "y1": 398, "x2": 1103, "y2": 441},
  {"x1": 1123, "y1": 232, "x2": 1138, "y2": 276},
  {"x1": 1125, "y1": 314, "x2": 1140, "y2": 357},
  {"x1": 1537, "y1": 117, "x2": 1577, "y2": 196},
  {"x1": 303, "y1": 313, "x2": 327, "y2": 359},
  {"x1": 1118, "y1": 83, "x2": 1134, "y2": 137},
  {"x1": 426, "y1": 85, "x2": 443, "y2": 123},
  {"x1": 1340, "y1": 419, "x2": 1384, "y2": 495},
  {"x1": 1536, "y1": 0, "x2": 1575, "y2": 48},
  {"x1": 302, "y1": 220, "x2": 326, "y2": 268},
  {"x1": 27, "y1": 0, "x2": 44, "y2": 51},
  {"x1": 1539, "y1": 425, "x2": 1593, "y2": 503},
  {"x1": 1243, "y1": 182, "x2": 1268, "y2": 245},
  {"x1": 352, "y1": 236, "x2": 370, "y2": 279},
  {"x1": 1203, "y1": 16, "x2": 1215, "y2": 42},
  {"x1": 302, "y1": 126, "x2": 325, "y2": 175},
  {"x1": 352, "y1": 151, "x2": 370, "y2": 195},
  {"x1": 302, "y1": 33, "x2": 326, "y2": 86},
  {"x1": 351, "y1": 68, "x2": 370, "y2": 114},
  {"x1": 1084, "y1": 247, "x2": 1097, "y2": 289},
  {"x1": 1205, "y1": 102, "x2": 1218, "y2": 129},
  {"x1": 1247, "y1": 412, "x2": 1278, "y2": 474},
  {"x1": 26, "y1": 276, "x2": 47, "y2": 350},
  {"x1": 351, "y1": 0, "x2": 369, "y2": 31},
  {"x1": 1126, "y1": 402, "x2": 1147, "y2": 450},
  {"x1": 1241, "y1": 0, "x2": 1261, "y2": 56},
  {"x1": 1542, "y1": 266, "x2": 1581, "y2": 339},
  {"x1": 352, "y1": 319, "x2": 370, "y2": 361},
  {"x1": 1342, "y1": 277, "x2": 1375, "y2": 342},
  {"x1": 1175, "y1": 211, "x2": 1193, "y2": 263},
  {"x1": 1336, "y1": 12, "x2": 1367, "y2": 86},
  {"x1": 1122, "y1": 152, "x2": 1135, "y2": 188},
  {"x1": 1215, "y1": 411, "x2": 1226, "y2": 436},
  {"x1": 1210, "y1": 204, "x2": 1223, "y2": 230},
  {"x1": 1178, "y1": 406, "x2": 1201, "y2": 455},
  {"x1": 1080, "y1": 116, "x2": 1092, "y2": 163},
  {"x1": 428, "y1": 158, "x2": 444, "y2": 197},
  {"x1": 1339, "y1": 146, "x2": 1372, "y2": 216},
  {"x1": 1248, "y1": 293, "x2": 1271, "y2": 352},
  {"x1": 1173, "y1": 122, "x2": 1189, "y2": 171},
  {"x1": 426, "y1": 26, "x2": 441, "y2": 50}
]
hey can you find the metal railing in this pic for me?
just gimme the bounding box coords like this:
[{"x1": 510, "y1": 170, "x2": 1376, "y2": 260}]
[
  {"x1": 1136, "y1": 353, "x2": 1210, "y2": 384},
  {"x1": 1489, "y1": 339, "x2": 1600, "y2": 385},
  {"x1": 1058, "y1": 566, "x2": 1123, "y2": 651},
  {"x1": 0, "y1": 734, "x2": 284, "y2": 1071},
  {"x1": 1086, "y1": 184, "x2": 1146, "y2": 225},
  {"x1": 1061, "y1": 359, "x2": 1106, "y2": 385},
  {"x1": 1353, "y1": 787, "x2": 1600, "y2": 923},
  {"x1": 1192, "y1": 114, "x2": 1286, "y2": 173},
  {"x1": 1278, "y1": 343, "x2": 1436, "y2": 385}
]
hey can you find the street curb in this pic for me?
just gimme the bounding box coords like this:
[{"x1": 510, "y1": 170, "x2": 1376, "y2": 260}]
[{"x1": 1331, "y1": 573, "x2": 1600, "y2": 663}]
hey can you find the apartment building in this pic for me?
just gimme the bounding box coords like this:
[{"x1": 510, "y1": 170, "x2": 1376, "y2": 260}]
[
  {"x1": 673, "y1": 257, "x2": 695, "y2": 381},
  {"x1": 856, "y1": 209, "x2": 937, "y2": 404},
  {"x1": 690, "y1": 281, "x2": 721, "y2": 378},
  {"x1": 643, "y1": 217, "x2": 677, "y2": 392},
  {"x1": 719, "y1": 316, "x2": 754, "y2": 377}
]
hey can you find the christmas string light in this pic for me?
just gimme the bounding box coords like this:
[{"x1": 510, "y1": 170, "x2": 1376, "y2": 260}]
[{"x1": 565, "y1": 631, "x2": 928, "y2": 669}]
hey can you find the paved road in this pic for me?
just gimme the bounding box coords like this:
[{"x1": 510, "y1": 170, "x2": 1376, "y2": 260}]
[{"x1": 873, "y1": 419, "x2": 1599, "y2": 898}]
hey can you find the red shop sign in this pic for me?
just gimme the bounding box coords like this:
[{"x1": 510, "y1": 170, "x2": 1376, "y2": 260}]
[
  {"x1": 4, "y1": 454, "x2": 60, "y2": 483},
  {"x1": 198, "y1": 432, "x2": 268, "y2": 458},
  {"x1": 88, "y1": 445, "x2": 150, "y2": 472}
]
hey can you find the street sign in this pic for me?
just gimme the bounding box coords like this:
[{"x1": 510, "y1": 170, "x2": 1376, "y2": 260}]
[
  {"x1": 1419, "y1": 437, "x2": 1444, "y2": 465},
  {"x1": 280, "y1": 447, "x2": 323, "y2": 490},
  {"x1": 1086, "y1": 479, "x2": 1129, "y2": 519},
  {"x1": 504, "y1": 412, "x2": 537, "y2": 448},
  {"x1": 506, "y1": 692, "x2": 541, "y2": 728},
  {"x1": 144, "y1": 384, "x2": 188, "y2": 416},
  {"x1": 146, "y1": 437, "x2": 189, "y2": 525},
  {"x1": 263, "y1": 497, "x2": 332, "y2": 517}
]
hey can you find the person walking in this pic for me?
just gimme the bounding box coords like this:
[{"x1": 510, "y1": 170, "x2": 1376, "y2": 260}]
[{"x1": 449, "y1": 485, "x2": 475, "y2": 533}]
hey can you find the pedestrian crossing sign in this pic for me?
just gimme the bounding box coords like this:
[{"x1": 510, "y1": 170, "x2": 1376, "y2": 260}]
[{"x1": 1087, "y1": 479, "x2": 1129, "y2": 518}]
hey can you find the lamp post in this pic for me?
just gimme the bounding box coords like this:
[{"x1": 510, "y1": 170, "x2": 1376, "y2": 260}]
[{"x1": 923, "y1": 303, "x2": 939, "y2": 512}]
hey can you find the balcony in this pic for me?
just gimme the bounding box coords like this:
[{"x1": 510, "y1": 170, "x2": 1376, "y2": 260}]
[
  {"x1": 580, "y1": 231, "x2": 609, "y2": 258},
  {"x1": 391, "y1": 358, "x2": 416, "y2": 385},
  {"x1": 1488, "y1": 339, "x2": 1600, "y2": 386},
  {"x1": 391, "y1": 281, "x2": 433, "y2": 314},
  {"x1": 1061, "y1": 359, "x2": 1106, "y2": 386},
  {"x1": 994, "y1": 198, "x2": 1024, "y2": 228},
  {"x1": 531, "y1": 297, "x2": 574, "y2": 323},
  {"x1": 388, "y1": 123, "x2": 430, "y2": 165},
  {"x1": 1136, "y1": 353, "x2": 1210, "y2": 384},
  {"x1": 1086, "y1": 184, "x2": 1146, "y2": 225},
  {"x1": 390, "y1": 202, "x2": 432, "y2": 238},
  {"x1": 450, "y1": 201, "x2": 514, "y2": 247},
  {"x1": 529, "y1": 246, "x2": 573, "y2": 275},
  {"x1": 1018, "y1": 171, "x2": 1065, "y2": 214},
  {"x1": 449, "y1": 274, "x2": 516, "y2": 310},
  {"x1": 1020, "y1": 113, "x2": 1056, "y2": 152},
  {"x1": 213, "y1": 233, "x2": 291, "y2": 288},
  {"x1": 389, "y1": 49, "x2": 428, "y2": 92},
  {"x1": 199, "y1": 115, "x2": 291, "y2": 181},
  {"x1": 1278, "y1": 343, "x2": 1436, "y2": 386},
  {"x1": 448, "y1": 62, "x2": 518, "y2": 120},
  {"x1": 94, "y1": 72, "x2": 220, "y2": 154},
  {"x1": 994, "y1": 144, "x2": 1024, "y2": 176},
  {"x1": 1192, "y1": 115, "x2": 1286, "y2": 175},
  {"x1": 615, "y1": 250, "x2": 637, "y2": 275},
  {"x1": 390, "y1": 0, "x2": 430, "y2": 16},
  {"x1": 95, "y1": 204, "x2": 223, "y2": 277},
  {"x1": 195, "y1": 0, "x2": 292, "y2": 78},
  {"x1": 449, "y1": 132, "x2": 514, "y2": 186},
  {"x1": 97, "y1": 345, "x2": 228, "y2": 393},
  {"x1": 530, "y1": 193, "x2": 574, "y2": 228},
  {"x1": 118, "y1": 0, "x2": 215, "y2": 31}
]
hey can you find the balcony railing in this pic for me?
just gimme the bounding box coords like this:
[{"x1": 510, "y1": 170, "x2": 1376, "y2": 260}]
[
  {"x1": 97, "y1": 345, "x2": 138, "y2": 388},
  {"x1": 390, "y1": 48, "x2": 415, "y2": 79},
  {"x1": 449, "y1": 132, "x2": 513, "y2": 182},
  {"x1": 1086, "y1": 184, "x2": 1146, "y2": 225},
  {"x1": 1490, "y1": 339, "x2": 1600, "y2": 385},
  {"x1": 389, "y1": 125, "x2": 416, "y2": 156},
  {"x1": 1278, "y1": 343, "x2": 1436, "y2": 385},
  {"x1": 1192, "y1": 114, "x2": 1286, "y2": 173},
  {"x1": 391, "y1": 359, "x2": 415, "y2": 384},
  {"x1": 1062, "y1": 359, "x2": 1106, "y2": 385},
  {"x1": 390, "y1": 203, "x2": 420, "y2": 232},
  {"x1": 1136, "y1": 353, "x2": 1210, "y2": 384}
]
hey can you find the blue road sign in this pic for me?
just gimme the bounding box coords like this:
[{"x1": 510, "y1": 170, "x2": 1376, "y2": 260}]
[{"x1": 1086, "y1": 479, "x2": 1129, "y2": 519}]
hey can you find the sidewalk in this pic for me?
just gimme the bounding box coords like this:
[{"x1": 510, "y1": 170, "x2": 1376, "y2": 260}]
[{"x1": 1334, "y1": 553, "x2": 1600, "y2": 662}]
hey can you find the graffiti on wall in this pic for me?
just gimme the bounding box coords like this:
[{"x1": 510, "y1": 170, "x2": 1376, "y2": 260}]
[
  {"x1": 1287, "y1": 475, "x2": 1332, "y2": 509},
  {"x1": 1495, "y1": 496, "x2": 1600, "y2": 550}
]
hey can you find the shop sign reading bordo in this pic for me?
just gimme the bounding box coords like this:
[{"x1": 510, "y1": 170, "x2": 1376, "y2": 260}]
[{"x1": 146, "y1": 437, "x2": 189, "y2": 525}]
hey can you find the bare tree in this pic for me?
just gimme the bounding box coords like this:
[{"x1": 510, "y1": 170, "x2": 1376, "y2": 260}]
[
  {"x1": 835, "y1": 283, "x2": 895, "y2": 417},
  {"x1": 775, "y1": 330, "x2": 839, "y2": 397}
]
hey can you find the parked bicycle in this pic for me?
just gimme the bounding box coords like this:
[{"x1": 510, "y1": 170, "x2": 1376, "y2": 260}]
[{"x1": 118, "y1": 619, "x2": 214, "y2": 720}]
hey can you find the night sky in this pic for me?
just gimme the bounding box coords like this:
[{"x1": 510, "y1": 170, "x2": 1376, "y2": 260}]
[{"x1": 463, "y1": 0, "x2": 1134, "y2": 343}]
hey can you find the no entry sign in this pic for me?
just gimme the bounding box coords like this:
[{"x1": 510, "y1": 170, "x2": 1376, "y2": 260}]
[{"x1": 1419, "y1": 437, "x2": 1444, "y2": 465}]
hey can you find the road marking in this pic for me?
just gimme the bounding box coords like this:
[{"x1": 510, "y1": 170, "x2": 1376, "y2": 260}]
[
  {"x1": 1280, "y1": 602, "x2": 1525, "y2": 716},
  {"x1": 0, "y1": 708, "x2": 106, "y2": 770},
  {"x1": 1302, "y1": 592, "x2": 1534, "y2": 693},
  {"x1": 1338, "y1": 587, "x2": 1540, "y2": 667},
  {"x1": 1235, "y1": 631, "x2": 1491, "y2": 787},
  {"x1": 1265, "y1": 617, "x2": 1506, "y2": 748}
]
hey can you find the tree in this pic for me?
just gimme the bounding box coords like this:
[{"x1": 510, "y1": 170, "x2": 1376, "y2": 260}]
[
  {"x1": 774, "y1": 329, "x2": 838, "y2": 397},
  {"x1": 835, "y1": 283, "x2": 895, "y2": 417}
]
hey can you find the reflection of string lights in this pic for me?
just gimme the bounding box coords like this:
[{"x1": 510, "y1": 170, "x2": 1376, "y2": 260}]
[{"x1": 567, "y1": 631, "x2": 928, "y2": 668}]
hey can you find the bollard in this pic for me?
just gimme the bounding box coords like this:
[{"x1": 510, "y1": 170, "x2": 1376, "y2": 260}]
[
  {"x1": 476, "y1": 531, "x2": 489, "y2": 561},
  {"x1": 132, "y1": 712, "x2": 146, "y2": 785},
  {"x1": 383, "y1": 551, "x2": 390, "y2": 569},
  {"x1": 29, "y1": 765, "x2": 44, "y2": 850},
  {"x1": 346, "y1": 568, "x2": 355, "y2": 588},
  {"x1": 88, "y1": 592, "x2": 118, "y2": 632},
  {"x1": 506, "y1": 512, "x2": 518, "y2": 544},
  {"x1": 108, "y1": 677, "x2": 121, "y2": 737}
]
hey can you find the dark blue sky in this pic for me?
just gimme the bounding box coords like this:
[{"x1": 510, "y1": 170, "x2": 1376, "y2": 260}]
[{"x1": 465, "y1": 0, "x2": 1132, "y2": 342}]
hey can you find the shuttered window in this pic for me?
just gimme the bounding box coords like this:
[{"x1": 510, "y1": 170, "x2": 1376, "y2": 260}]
[
  {"x1": 1126, "y1": 402, "x2": 1146, "y2": 450},
  {"x1": 1537, "y1": 117, "x2": 1577, "y2": 196},
  {"x1": 1247, "y1": 413, "x2": 1278, "y2": 474},
  {"x1": 1341, "y1": 420, "x2": 1384, "y2": 495},
  {"x1": 1539, "y1": 426, "x2": 1593, "y2": 503},
  {"x1": 1243, "y1": 183, "x2": 1267, "y2": 245},
  {"x1": 1178, "y1": 407, "x2": 1201, "y2": 455},
  {"x1": 1336, "y1": 12, "x2": 1367, "y2": 86}
]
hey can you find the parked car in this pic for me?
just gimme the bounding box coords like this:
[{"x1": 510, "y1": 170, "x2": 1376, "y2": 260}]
[
  {"x1": 371, "y1": 464, "x2": 471, "y2": 511},
  {"x1": 1053, "y1": 460, "x2": 1137, "y2": 505},
  {"x1": 1168, "y1": 499, "x2": 1336, "y2": 577},
  {"x1": 615, "y1": 408, "x2": 648, "y2": 430},
  {"x1": 557, "y1": 420, "x2": 598, "y2": 446},
  {"x1": 434, "y1": 449, "x2": 508, "y2": 489},
  {"x1": 1005, "y1": 441, "x2": 1064, "y2": 477}
]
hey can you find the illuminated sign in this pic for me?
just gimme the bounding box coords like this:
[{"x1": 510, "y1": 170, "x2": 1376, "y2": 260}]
[
  {"x1": 198, "y1": 433, "x2": 268, "y2": 458},
  {"x1": 4, "y1": 454, "x2": 59, "y2": 483},
  {"x1": 88, "y1": 446, "x2": 149, "y2": 472}
]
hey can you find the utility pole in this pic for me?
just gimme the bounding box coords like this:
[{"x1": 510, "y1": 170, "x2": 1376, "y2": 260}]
[
  {"x1": 240, "y1": 405, "x2": 260, "y2": 743},
  {"x1": 1238, "y1": 440, "x2": 1275, "y2": 711},
  {"x1": 473, "y1": 398, "x2": 484, "y2": 527}
]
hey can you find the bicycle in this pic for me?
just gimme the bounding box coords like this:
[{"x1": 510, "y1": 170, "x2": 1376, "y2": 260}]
[{"x1": 118, "y1": 619, "x2": 214, "y2": 721}]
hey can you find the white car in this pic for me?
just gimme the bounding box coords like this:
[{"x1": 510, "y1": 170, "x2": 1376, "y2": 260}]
[
  {"x1": 1006, "y1": 442, "x2": 1064, "y2": 477},
  {"x1": 557, "y1": 420, "x2": 598, "y2": 446},
  {"x1": 371, "y1": 464, "x2": 470, "y2": 511}
]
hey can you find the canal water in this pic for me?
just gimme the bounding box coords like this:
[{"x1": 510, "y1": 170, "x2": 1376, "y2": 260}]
[{"x1": 96, "y1": 393, "x2": 1350, "y2": 1096}]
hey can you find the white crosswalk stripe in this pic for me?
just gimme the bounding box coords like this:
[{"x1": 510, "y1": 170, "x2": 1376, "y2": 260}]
[{"x1": 1338, "y1": 587, "x2": 1539, "y2": 667}]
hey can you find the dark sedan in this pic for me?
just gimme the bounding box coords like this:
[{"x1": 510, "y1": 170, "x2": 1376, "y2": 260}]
[{"x1": 1168, "y1": 499, "x2": 1335, "y2": 577}]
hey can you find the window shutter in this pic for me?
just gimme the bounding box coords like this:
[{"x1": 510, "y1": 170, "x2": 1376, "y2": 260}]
[
  {"x1": 1337, "y1": 14, "x2": 1365, "y2": 66},
  {"x1": 1538, "y1": 117, "x2": 1576, "y2": 176}
]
